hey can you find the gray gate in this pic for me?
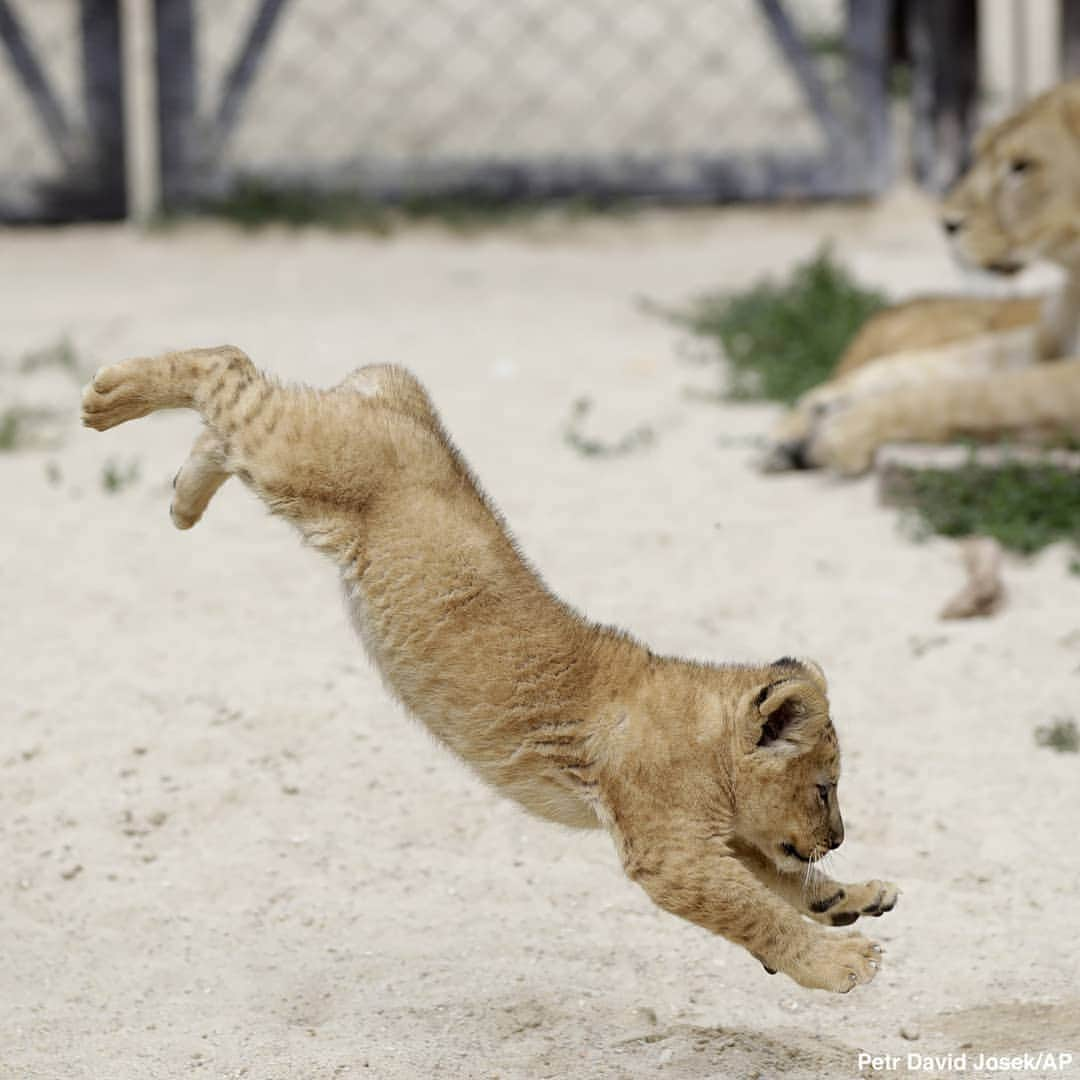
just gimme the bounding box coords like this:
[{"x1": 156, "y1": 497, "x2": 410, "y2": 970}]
[
  {"x1": 0, "y1": 0, "x2": 125, "y2": 220},
  {"x1": 154, "y1": 0, "x2": 894, "y2": 209},
  {"x1": 0, "y1": 0, "x2": 899, "y2": 221}
]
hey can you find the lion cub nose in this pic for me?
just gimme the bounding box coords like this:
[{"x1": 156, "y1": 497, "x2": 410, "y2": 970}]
[{"x1": 942, "y1": 216, "x2": 965, "y2": 236}]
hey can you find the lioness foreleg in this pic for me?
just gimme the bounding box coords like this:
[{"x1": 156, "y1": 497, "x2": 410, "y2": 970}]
[{"x1": 807, "y1": 358, "x2": 1080, "y2": 475}]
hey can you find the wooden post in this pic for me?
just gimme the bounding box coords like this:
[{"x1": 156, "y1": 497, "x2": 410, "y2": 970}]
[{"x1": 121, "y1": 0, "x2": 162, "y2": 222}]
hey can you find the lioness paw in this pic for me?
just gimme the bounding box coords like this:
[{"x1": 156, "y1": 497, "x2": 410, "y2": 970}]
[
  {"x1": 788, "y1": 932, "x2": 883, "y2": 993},
  {"x1": 806, "y1": 417, "x2": 878, "y2": 477}
]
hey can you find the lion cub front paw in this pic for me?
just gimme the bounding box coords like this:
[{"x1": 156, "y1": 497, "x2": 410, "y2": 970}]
[
  {"x1": 787, "y1": 931, "x2": 883, "y2": 993},
  {"x1": 812, "y1": 879, "x2": 900, "y2": 926}
]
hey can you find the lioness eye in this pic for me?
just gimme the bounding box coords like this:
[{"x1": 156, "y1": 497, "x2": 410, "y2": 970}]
[
  {"x1": 817, "y1": 784, "x2": 829, "y2": 803},
  {"x1": 1010, "y1": 157, "x2": 1034, "y2": 175}
]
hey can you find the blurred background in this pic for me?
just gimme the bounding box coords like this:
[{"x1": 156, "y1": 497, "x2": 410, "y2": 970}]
[
  {"x1": 0, "y1": 0, "x2": 1075, "y2": 225},
  {"x1": 7, "y1": 6, "x2": 1080, "y2": 1076}
]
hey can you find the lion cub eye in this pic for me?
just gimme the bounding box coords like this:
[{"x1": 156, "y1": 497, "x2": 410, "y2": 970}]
[
  {"x1": 1009, "y1": 157, "x2": 1035, "y2": 175},
  {"x1": 816, "y1": 784, "x2": 829, "y2": 804}
]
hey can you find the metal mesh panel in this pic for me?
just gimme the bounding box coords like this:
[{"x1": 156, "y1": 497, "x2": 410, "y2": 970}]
[
  {"x1": 0, "y1": 0, "x2": 124, "y2": 221},
  {"x1": 0, "y1": 2, "x2": 83, "y2": 218},
  {"x1": 176, "y1": 0, "x2": 884, "y2": 202},
  {"x1": 0, "y1": 0, "x2": 890, "y2": 219}
]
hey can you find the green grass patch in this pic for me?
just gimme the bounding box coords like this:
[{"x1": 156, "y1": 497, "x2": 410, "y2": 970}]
[
  {"x1": 1035, "y1": 717, "x2": 1079, "y2": 753},
  {"x1": 664, "y1": 248, "x2": 886, "y2": 404},
  {"x1": 101, "y1": 457, "x2": 140, "y2": 494},
  {"x1": 882, "y1": 458, "x2": 1080, "y2": 556},
  {"x1": 18, "y1": 336, "x2": 82, "y2": 379},
  {"x1": 0, "y1": 408, "x2": 22, "y2": 451},
  {"x1": 0, "y1": 406, "x2": 63, "y2": 451},
  {"x1": 181, "y1": 179, "x2": 636, "y2": 234}
]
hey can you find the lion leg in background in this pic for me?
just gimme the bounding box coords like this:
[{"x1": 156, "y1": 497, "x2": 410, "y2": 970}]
[
  {"x1": 764, "y1": 326, "x2": 1041, "y2": 472},
  {"x1": 732, "y1": 839, "x2": 898, "y2": 929},
  {"x1": 807, "y1": 358, "x2": 1080, "y2": 476}
]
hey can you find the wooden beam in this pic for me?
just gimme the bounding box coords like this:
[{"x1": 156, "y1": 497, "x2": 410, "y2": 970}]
[
  {"x1": 214, "y1": 0, "x2": 290, "y2": 148},
  {"x1": 0, "y1": 0, "x2": 74, "y2": 166},
  {"x1": 759, "y1": 0, "x2": 849, "y2": 158}
]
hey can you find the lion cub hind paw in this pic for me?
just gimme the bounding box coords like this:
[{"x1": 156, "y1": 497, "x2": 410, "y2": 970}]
[
  {"x1": 81, "y1": 360, "x2": 158, "y2": 431},
  {"x1": 793, "y1": 932, "x2": 883, "y2": 993}
]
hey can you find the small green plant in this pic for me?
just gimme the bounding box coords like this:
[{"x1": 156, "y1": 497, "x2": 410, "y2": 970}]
[
  {"x1": 1035, "y1": 717, "x2": 1079, "y2": 753},
  {"x1": 0, "y1": 409, "x2": 21, "y2": 451},
  {"x1": 563, "y1": 396, "x2": 655, "y2": 458},
  {"x1": 0, "y1": 406, "x2": 62, "y2": 451},
  {"x1": 19, "y1": 337, "x2": 81, "y2": 379},
  {"x1": 662, "y1": 248, "x2": 886, "y2": 404},
  {"x1": 882, "y1": 457, "x2": 1080, "y2": 556},
  {"x1": 101, "y1": 457, "x2": 140, "y2": 494}
]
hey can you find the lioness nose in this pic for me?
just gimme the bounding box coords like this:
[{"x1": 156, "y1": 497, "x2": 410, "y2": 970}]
[
  {"x1": 942, "y1": 216, "x2": 964, "y2": 236},
  {"x1": 828, "y1": 823, "x2": 844, "y2": 850}
]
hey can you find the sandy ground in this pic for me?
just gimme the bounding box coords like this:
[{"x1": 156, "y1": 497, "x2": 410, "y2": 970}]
[{"x1": 2, "y1": 191, "x2": 1080, "y2": 1080}]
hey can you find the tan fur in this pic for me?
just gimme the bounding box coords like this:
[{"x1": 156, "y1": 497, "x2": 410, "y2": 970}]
[
  {"x1": 768, "y1": 79, "x2": 1080, "y2": 475},
  {"x1": 82, "y1": 347, "x2": 896, "y2": 992},
  {"x1": 834, "y1": 295, "x2": 1043, "y2": 379}
]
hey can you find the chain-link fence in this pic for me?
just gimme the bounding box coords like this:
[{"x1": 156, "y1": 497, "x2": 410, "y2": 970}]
[
  {"x1": 0, "y1": 0, "x2": 124, "y2": 221},
  {"x1": 165, "y1": 0, "x2": 891, "y2": 206},
  {"x1": 1, "y1": 0, "x2": 895, "y2": 221}
]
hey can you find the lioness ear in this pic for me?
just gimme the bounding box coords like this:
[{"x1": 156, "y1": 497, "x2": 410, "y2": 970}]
[{"x1": 752, "y1": 679, "x2": 827, "y2": 754}]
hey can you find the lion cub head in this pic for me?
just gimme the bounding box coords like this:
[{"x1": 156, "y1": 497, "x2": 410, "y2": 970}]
[
  {"x1": 942, "y1": 79, "x2": 1080, "y2": 274},
  {"x1": 733, "y1": 658, "x2": 844, "y2": 873}
]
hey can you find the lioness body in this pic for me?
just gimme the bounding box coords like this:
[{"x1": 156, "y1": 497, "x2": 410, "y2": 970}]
[
  {"x1": 768, "y1": 79, "x2": 1080, "y2": 474},
  {"x1": 82, "y1": 347, "x2": 895, "y2": 992},
  {"x1": 834, "y1": 295, "x2": 1044, "y2": 380}
]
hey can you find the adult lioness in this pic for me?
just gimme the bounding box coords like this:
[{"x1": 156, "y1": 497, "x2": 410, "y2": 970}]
[
  {"x1": 82, "y1": 348, "x2": 896, "y2": 992},
  {"x1": 767, "y1": 79, "x2": 1080, "y2": 475}
]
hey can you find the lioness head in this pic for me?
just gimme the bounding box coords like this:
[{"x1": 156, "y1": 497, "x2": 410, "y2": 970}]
[
  {"x1": 734, "y1": 658, "x2": 844, "y2": 873},
  {"x1": 942, "y1": 79, "x2": 1080, "y2": 274}
]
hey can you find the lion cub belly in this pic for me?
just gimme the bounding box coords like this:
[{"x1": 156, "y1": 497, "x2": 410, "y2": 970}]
[{"x1": 341, "y1": 576, "x2": 601, "y2": 830}]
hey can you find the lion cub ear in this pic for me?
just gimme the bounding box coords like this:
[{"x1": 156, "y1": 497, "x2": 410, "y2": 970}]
[
  {"x1": 751, "y1": 679, "x2": 828, "y2": 755},
  {"x1": 771, "y1": 656, "x2": 827, "y2": 695}
]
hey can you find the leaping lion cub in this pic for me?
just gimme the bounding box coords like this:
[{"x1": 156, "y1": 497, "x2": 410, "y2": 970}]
[{"x1": 82, "y1": 348, "x2": 897, "y2": 992}]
